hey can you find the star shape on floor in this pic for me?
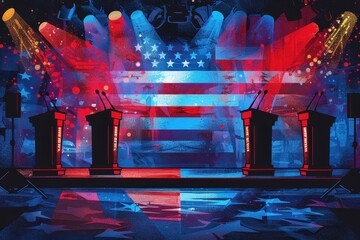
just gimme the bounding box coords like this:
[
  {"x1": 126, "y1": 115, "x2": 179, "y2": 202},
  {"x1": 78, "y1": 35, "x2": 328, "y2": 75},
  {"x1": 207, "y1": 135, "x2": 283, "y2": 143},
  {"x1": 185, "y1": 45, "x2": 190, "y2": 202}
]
[
  {"x1": 254, "y1": 197, "x2": 290, "y2": 206},
  {"x1": 22, "y1": 211, "x2": 50, "y2": 222},
  {"x1": 95, "y1": 229, "x2": 133, "y2": 238},
  {"x1": 236, "y1": 209, "x2": 282, "y2": 220},
  {"x1": 27, "y1": 223, "x2": 69, "y2": 234}
]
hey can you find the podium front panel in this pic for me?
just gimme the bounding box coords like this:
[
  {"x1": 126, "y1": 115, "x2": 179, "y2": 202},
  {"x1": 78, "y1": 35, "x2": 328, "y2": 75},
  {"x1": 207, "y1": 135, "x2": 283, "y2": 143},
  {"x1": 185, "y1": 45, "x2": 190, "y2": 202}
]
[
  {"x1": 29, "y1": 111, "x2": 66, "y2": 169},
  {"x1": 86, "y1": 110, "x2": 122, "y2": 169},
  {"x1": 298, "y1": 110, "x2": 335, "y2": 176},
  {"x1": 240, "y1": 109, "x2": 278, "y2": 175}
]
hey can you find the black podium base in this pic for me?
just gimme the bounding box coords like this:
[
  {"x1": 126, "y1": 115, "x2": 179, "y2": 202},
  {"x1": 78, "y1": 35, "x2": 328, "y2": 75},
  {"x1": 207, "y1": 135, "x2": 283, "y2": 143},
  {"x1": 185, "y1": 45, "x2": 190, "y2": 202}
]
[
  {"x1": 300, "y1": 168, "x2": 332, "y2": 176},
  {"x1": 32, "y1": 168, "x2": 66, "y2": 176},
  {"x1": 242, "y1": 167, "x2": 275, "y2": 176},
  {"x1": 89, "y1": 167, "x2": 122, "y2": 175}
]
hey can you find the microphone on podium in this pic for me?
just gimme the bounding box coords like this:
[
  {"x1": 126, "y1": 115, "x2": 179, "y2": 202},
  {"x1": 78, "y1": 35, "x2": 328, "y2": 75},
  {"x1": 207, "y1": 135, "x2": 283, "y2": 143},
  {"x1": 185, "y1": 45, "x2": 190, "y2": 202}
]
[
  {"x1": 248, "y1": 90, "x2": 262, "y2": 109},
  {"x1": 40, "y1": 92, "x2": 51, "y2": 112},
  {"x1": 95, "y1": 90, "x2": 107, "y2": 110},
  {"x1": 256, "y1": 90, "x2": 268, "y2": 110},
  {"x1": 101, "y1": 91, "x2": 116, "y2": 110},
  {"x1": 314, "y1": 90, "x2": 325, "y2": 111},
  {"x1": 305, "y1": 91, "x2": 319, "y2": 111},
  {"x1": 45, "y1": 92, "x2": 59, "y2": 111}
]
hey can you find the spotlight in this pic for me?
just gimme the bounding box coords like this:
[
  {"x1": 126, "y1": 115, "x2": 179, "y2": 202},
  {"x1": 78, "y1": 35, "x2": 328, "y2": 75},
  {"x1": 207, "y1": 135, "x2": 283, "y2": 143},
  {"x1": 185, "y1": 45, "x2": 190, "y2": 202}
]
[
  {"x1": 191, "y1": 10, "x2": 224, "y2": 53},
  {"x1": 131, "y1": 10, "x2": 164, "y2": 46},
  {"x1": 2, "y1": 8, "x2": 15, "y2": 22},
  {"x1": 83, "y1": 15, "x2": 108, "y2": 50}
]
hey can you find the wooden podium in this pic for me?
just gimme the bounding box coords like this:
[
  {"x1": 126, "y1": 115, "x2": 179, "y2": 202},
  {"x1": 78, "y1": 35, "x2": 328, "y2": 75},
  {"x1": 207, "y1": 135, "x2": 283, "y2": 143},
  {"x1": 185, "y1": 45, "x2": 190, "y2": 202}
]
[
  {"x1": 240, "y1": 109, "x2": 278, "y2": 175},
  {"x1": 29, "y1": 111, "x2": 66, "y2": 176},
  {"x1": 86, "y1": 109, "x2": 123, "y2": 175},
  {"x1": 298, "y1": 110, "x2": 336, "y2": 176}
]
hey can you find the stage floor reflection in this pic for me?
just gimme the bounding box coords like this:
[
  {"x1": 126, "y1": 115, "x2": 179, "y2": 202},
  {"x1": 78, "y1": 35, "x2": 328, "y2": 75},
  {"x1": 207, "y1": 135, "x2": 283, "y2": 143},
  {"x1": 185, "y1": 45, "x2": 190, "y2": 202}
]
[{"x1": 1, "y1": 188, "x2": 360, "y2": 239}]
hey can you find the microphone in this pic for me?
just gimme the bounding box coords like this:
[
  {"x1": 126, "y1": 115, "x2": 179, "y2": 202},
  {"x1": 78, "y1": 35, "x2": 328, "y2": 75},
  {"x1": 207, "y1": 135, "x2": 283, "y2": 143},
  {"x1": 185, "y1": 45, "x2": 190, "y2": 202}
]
[
  {"x1": 256, "y1": 90, "x2": 268, "y2": 110},
  {"x1": 248, "y1": 90, "x2": 262, "y2": 109},
  {"x1": 101, "y1": 91, "x2": 116, "y2": 110},
  {"x1": 314, "y1": 90, "x2": 325, "y2": 111},
  {"x1": 40, "y1": 92, "x2": 51, "y2": 112},
  {"x1": 305, "y1": 91, "x2": 319, "y2": 111},
  {"x1": 95, "y1": 89, "x2": 107, "y2": 110},
  {"x1": 45, "y1": 92, "x2": 59, "y2": 111}
]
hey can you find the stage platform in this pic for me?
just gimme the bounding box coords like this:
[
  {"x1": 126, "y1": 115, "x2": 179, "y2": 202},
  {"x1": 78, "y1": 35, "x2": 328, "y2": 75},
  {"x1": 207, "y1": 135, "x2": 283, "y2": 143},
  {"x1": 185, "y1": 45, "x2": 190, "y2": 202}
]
[{"x1": 4, "y1": 168, "x2": 348, "y2": 188}]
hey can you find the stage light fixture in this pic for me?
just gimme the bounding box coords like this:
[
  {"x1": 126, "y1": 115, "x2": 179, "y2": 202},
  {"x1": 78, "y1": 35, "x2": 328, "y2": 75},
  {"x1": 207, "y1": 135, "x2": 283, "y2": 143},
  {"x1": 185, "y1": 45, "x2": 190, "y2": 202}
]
[
  {"x1": 83, "y1": 15, "x2": 108, "y2": 50},
  {"x1": 130, "y1": 10, "x2": 165, "y2": 47},
  {"x1": 191, "y1": 10, "x2": 224, "y2": 54},
  {"x1": 2, "y1": 8, "x2": 15, "y2": 22}
]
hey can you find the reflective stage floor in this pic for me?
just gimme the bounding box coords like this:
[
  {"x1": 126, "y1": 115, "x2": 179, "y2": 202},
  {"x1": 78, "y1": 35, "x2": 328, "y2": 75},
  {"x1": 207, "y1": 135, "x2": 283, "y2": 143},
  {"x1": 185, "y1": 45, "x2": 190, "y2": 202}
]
[{"x1": 1, "y1": 187, "x2": 360, "y2": 240}]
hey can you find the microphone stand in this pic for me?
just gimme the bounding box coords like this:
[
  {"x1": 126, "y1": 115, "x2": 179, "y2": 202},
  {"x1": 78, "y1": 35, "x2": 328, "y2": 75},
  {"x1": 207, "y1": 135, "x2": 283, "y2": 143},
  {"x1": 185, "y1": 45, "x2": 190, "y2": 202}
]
[
  {"x1": 248, "y1": 90, "x2": 262, "y2": 109},
  {"x1": 102, "y1": 91, "x2": 116, "y2": 110},
  {"x1": 256, "y1": 90, "x2": 268, "y2": 110},
  {"x1": 95, "y1": 90, "x2": 107, "y2": 110}
]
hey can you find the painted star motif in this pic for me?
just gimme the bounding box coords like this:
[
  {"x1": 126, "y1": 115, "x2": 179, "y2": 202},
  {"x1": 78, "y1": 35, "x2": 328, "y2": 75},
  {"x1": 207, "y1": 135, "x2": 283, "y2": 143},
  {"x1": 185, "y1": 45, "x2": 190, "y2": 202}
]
[
  {"x1": 151, "y1": 44, "x2": 158, "y2": 52},
  {"x1": 143, "y1": 37, "x2": 150, "y2": 44},
  {"x1": 134, "y1": 43, "x2": 142, "y2": 51},
  {"x1": 95, "y1": 229, "x2": 133, "y2": 238},
  {"x1": 278, "y1": 207, "x2": 324, "y2": 216},
  {"x1": 197, "y1": 60, "x2": 205, "y2": 68},
  {"x1": 182, "y1": 60, "x2": 190, "y2": 67},
  {"x1": 236, "y1": 209, "x2": 282, "y2": 220},
  {"x1": 22, "y1": 211, "x2": 50, "y2": 222},
  {"x1": 27, "y1": 223, "x2": 69, "y2": 234},
  {"x1": 190, "y1": 52, "x2": 197, "y2": 59},
  {"x1": 206, "y1": 52, "x2": 212, "y2": 59},
  {"x1": 159, "y1": 51, "x2": 166, "y2": 59},
  {"x1": 254, "y1": 198, "x2": 290, "y2": 207},
  {"x1": 174, "y1": 52, "x2": 182, "y2": 59},
  {"x1": 183, "y1": 43, "x2": 190, "y2": 51},
  {"x1": 167, "y1": 44, "x2": 174, "y2": 51},
  {"x1": 110, "y1": 201, "x2": 143, "y2": 212},
  {"x1": 19, "y1": 72, "x2": 31, "y2": 80},
  {"x1": 167, "y1": 59, "x2": 174, "y2": 67},
  {"x1": 143, "y1": 51, "x2": 151, "y2": 59},
  {"x1": 151, "y1": 59, "x2": 159, "y2": 67},
  {"x1": 20, "y1": 88, "x2": 30, "y2": 98}
]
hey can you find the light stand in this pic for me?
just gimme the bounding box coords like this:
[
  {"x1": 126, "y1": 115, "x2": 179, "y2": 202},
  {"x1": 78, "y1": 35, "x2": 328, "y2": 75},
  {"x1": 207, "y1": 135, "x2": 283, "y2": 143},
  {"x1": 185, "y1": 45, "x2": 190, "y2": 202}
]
[
  {"x1": 0, "y1": 91, "x2": 47, "y2": 198},
  {"x1": 321, "y1": 93, "x2": 360, "y2": 199}
]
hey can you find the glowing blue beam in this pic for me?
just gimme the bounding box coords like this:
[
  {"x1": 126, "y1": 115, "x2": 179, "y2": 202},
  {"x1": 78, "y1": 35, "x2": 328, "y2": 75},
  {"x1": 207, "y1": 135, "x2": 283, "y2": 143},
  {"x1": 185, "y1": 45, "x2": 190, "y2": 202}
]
[
  {"x1": 83, "y1": 15, "x2": 109, "y2": 51},
  {"x1": 138, "y1": 117, "x2": 241, "y2": 130},
  {"x1": 191, "y1": 11, "x2": 224, "y2": 54},
  {"x1": 247, "y1": 15, "x2": 274, "y2": 46},
  {"x1": 130, "y1": 10, "x2": 164, "y2": 51},
  {"x1": 109, "y1": 94, "x2": 253, "y2": 107}
]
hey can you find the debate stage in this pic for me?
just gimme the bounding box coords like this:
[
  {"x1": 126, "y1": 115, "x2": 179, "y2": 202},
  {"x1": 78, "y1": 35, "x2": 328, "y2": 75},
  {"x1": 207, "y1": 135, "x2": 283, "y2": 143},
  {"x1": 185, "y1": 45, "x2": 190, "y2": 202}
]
[{"x1": 5, "y1": 168, "x2": 346, "y2": 189}]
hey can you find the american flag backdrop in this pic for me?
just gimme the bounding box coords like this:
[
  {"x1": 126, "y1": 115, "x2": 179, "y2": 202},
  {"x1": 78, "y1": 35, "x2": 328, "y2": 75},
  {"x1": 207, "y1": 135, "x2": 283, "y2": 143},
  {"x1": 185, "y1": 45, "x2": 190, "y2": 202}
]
[{"x1": 1, "y1": 5, "x2": 357, "y2": 168}]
